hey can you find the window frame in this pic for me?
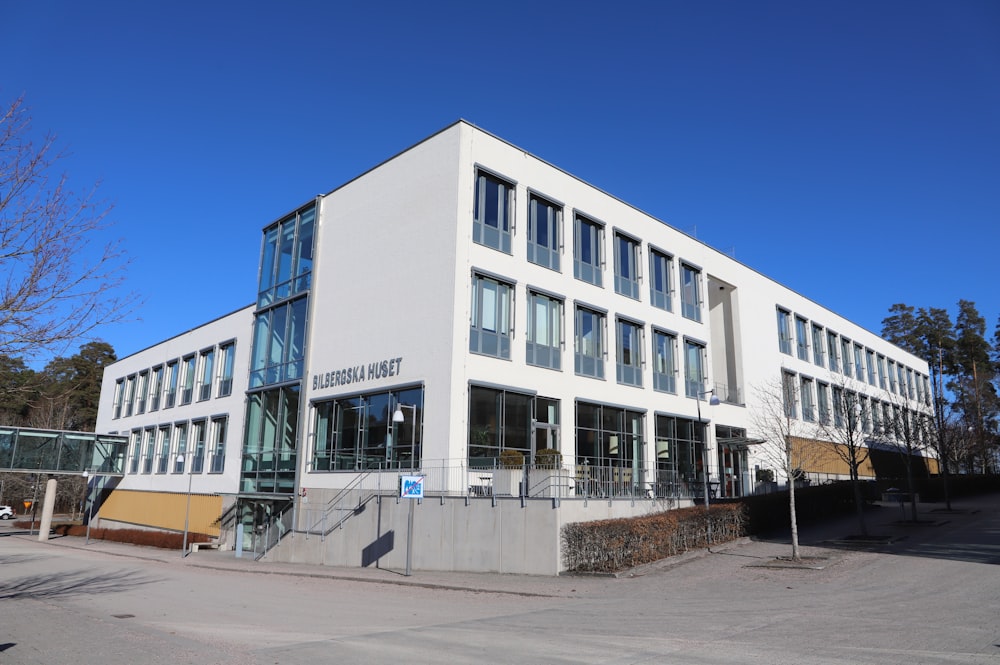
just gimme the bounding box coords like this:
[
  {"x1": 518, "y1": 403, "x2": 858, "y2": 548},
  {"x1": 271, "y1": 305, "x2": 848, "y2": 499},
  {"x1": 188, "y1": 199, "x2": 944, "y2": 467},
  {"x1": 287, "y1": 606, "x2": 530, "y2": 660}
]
[
  {"x1": 615, "y1": 317, "x2": 644, "y2": 387},
  {"x1": 648, "y1": 247, "x2": 673, "y2": 312},
  {"x1": 526, "y1": 191, "x2": 561, "y2": 271},
  {"x1": 680, "y1": 263, "x2": 702, "y2": 322},
  {"x1": 473, "y1": 169, "x2": 514, "y2": 254},
  {"x1": 652, "y1": 328, "x2": 678, "y2": 394},
  {"x1": 573, "y1": 213, "x2": 604, "y2": 287},
  {"x1": 526, "y1": 289, "x2": 563, "y2": 371},
  {"x1": 613, "y1": 230, "x2": 641, "y2": 300},
  {"x1": 470, "y1": 271, "x2": 514, "y2": 360},
  {"x1": 574, "y1": 304, "x2": 606, "y2": 380}
]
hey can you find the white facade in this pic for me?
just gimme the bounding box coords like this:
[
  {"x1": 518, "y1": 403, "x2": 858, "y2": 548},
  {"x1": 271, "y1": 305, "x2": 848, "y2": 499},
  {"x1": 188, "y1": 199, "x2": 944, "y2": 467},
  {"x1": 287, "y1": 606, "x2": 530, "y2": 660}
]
[{"x1": 97, "y1": 121, "x2": 933, "y2": 572}]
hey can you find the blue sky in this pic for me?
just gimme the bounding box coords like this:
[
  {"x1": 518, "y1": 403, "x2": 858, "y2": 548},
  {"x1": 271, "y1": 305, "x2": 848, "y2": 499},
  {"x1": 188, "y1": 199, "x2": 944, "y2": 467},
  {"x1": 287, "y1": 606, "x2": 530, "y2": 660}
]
[{"x1": 4, "y1": 1, "x2": 998, "y2": 363}]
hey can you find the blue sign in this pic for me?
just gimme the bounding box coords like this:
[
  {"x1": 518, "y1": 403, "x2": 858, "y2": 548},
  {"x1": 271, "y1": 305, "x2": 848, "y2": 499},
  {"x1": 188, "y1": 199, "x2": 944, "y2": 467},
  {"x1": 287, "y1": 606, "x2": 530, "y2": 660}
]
[{"x1": 400, "y1": 475, "x2": 424, "y2": 499}]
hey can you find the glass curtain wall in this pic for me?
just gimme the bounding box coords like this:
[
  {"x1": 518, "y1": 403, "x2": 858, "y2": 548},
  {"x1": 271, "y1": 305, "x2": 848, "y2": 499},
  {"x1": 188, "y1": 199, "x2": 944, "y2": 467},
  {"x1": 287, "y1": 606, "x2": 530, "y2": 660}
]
[{"x1": 575, "y1": 401, "x2": 645, "y2": 496}]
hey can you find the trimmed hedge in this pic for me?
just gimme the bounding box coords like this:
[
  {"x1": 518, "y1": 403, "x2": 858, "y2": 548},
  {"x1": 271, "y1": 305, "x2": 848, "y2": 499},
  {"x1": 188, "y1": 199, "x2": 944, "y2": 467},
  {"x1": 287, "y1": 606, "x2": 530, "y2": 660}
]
[
  {"x1": 562, "y1": 504, "x2": 745, "y2": 573},
  {"x1": 15, "y1": 521, "x2": 212, "y2": 550}
]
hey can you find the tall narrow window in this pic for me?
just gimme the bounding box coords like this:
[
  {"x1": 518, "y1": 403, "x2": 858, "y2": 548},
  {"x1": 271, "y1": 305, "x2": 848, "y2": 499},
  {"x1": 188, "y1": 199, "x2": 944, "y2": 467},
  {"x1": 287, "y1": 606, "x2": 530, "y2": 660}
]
[
  {"x1": 841, "y1": 338, "x2": 853, "y2": 378},
  {"x1": 649, "y1": 249, "x2": 672, "y2": 311},
  {"x1": 218, "y1": 342, "x2": 235, "y2": 397},
  {"x1": 827, "y1": 332, "x2": 840, "y2": 373},
  {"x1": 191, "y1": 420, "x2": 206, "y2": 473},
  {"x1": 684, "y1": 339, "x2": 706, "y2": 397},
  {"x1": 871, "y1": 399, "x2": 883, "y2": 433},
  {"x1": 173, "y1": 423, "x2": 188, "y2": 474},
  {"x1": 574, "y1": 305, "x2": 605, "y2": 379},
  {"x1": 136, "y1": 372, "x2": 149, "y2": 415},
  {"x1": 613, "y1": 232, "x2": 640, "y2": 299},
  {"x1": 616, "y1": 318, "x2": 643, "y2": 387},
  {"x1": 777, "y1": 309, "x2": 792, "y2": 355},
  {"x1": 795, "y1": 317, "x2": 809, "y2": 361},
  {"x1": 782, "y1": 372, "x2": 797, "y2": 419},
  {"x1": 149, "y1": 366, "x2": 163, "y2": 411},
  {"x1": 877, "y1": 355, "x2": 887, "y2": 389},
  {"x1": 142, "y1": 428, "x2": 155, "y2": 474},
  {"x1": 527, "y1": 193, "x2": 560, "y2": 271},
  {"x1": 526, "y1": 290, "x2": 562, "y2": 370},
  {"x1": 888, "y1": 360, "x2": 898, "y2": 392},
  {"x1": 124, "y1": 375, "x2": 136, "y2": 417},
  {"x1": 156, "y1": 425, "x2": 171, "y2": 474},
  {"x1": 866, "y1": 350, "x2": 876, "y2": 385},
  {"x1": 473, "y1": 170, "x2": 513, "y2": 254},
  {"x1": 800, "y1": 376, "x2": 815, "y2": 422},
  {"x1": 210, "y1": 416, "x2": 227, "y2": 473},
  {"x1": 652, "y1": 329, "x2": 677, "y2": 393},
  {"x1": 180, "y1": 355, "x2": 196, "y2": 405},
  {"x1": 817, "y1": 382, "x2": 830, "y2": 424},
  {"x1": 198, "y1": 348, "x2": 215, "y2": 401},
  {"x1": 680, "y1": 264, "x2": 701, "y2": 322},
  {"x1": 832, "y1": 387, "x2": 844, "y2": 427},
  {"x1": 164, "y1": 360, "x2": 179, "y2": 408},
  {"x1": 853, "y1": 344, "x2": 865, "y2": 380},
  {"x1": 470, "y1": 273, "x2": 512, "y2": 359},
  {"x1": 128, "y1": 430, "x2": 141, "y2": 473},
  {"x1": 573, "y1": 215, "x2": 603, "y2": 286},
  {"x1": 812, "y1": 324, "x2": 825, "y2": 367},
  {"x1": 113, "y1": 379, "x2": 125, "y2": 419}
]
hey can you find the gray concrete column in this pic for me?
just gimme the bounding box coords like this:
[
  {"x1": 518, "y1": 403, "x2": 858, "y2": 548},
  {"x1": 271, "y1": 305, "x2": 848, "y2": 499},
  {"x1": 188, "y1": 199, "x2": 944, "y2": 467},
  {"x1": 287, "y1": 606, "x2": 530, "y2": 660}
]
[{"x1": 37, "y1": 478, "x2": 57, "y2": 542}]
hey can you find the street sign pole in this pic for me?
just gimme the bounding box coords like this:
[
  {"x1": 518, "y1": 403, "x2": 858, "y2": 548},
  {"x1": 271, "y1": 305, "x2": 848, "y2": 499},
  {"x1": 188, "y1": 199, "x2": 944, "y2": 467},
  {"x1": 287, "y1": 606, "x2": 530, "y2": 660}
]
[{"x1": 400, "y1": 475, "x2": 424, "y2": 577}]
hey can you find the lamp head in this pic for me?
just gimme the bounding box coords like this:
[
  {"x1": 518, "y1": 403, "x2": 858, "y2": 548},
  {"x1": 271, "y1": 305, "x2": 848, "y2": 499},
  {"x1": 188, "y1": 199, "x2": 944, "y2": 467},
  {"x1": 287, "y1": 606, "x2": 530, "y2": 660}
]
[{"x1": 393, "y1": 408, "x2": 405, "y2": 423}]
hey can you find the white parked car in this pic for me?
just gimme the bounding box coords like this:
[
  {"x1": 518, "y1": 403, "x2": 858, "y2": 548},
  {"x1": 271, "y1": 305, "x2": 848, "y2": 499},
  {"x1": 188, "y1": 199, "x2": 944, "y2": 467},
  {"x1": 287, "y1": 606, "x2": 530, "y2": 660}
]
[{"x1": 0, "y1": 506, "x2": 15, "y2": 520}]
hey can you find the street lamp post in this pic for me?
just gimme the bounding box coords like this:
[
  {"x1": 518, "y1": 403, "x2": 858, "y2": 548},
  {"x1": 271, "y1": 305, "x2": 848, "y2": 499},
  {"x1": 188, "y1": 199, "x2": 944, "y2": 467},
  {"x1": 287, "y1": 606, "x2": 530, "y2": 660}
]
[
  {"x1": 82, "y1": 468, "x2": 96, "y2": 545},
  {"x1": 177, "y1": 454, "x2": 193, "y2": 557},
  {"x1": 695, "y1": 389, "x2": 721, "y2": 511}
]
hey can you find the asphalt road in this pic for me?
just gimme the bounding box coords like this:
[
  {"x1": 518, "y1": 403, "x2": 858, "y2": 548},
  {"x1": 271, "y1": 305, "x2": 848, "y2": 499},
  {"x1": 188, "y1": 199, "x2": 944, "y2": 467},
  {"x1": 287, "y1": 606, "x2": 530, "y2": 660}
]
[{"x1": 1, "y1": 495, "x2": 998, "y2": 665}]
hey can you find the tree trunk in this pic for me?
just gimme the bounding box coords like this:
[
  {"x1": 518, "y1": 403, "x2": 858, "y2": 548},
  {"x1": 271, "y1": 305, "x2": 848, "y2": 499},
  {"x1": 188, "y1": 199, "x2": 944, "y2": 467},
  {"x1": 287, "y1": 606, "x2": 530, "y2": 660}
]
[
  {"x1": 850, "y1": 466, "x2": 868, "y2": 536},
  {"x1": 789, "y1": 476, "x2": 800, "y2": 561}
]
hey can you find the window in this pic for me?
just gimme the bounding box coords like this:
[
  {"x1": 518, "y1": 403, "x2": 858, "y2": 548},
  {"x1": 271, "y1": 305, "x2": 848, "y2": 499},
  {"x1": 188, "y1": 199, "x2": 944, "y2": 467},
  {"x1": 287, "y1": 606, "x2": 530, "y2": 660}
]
[
  {"x1": 314, "y1": 386, "x2": 424, "y2": 471},
  {"x1": 817, "y1": 382, "x2": 830, "y2": 424},
  {"x1": 136, "y1": 371, "x2": 149, "y2": 415},
  {"x1": 467, "y1": 385, "x2": 531, "y2": 467},
  {"x1": 526, "y1": 290, "x2": 562, "y2": 370},
  {"x1": 180, "y1": 355, "x2": 196, "y2": 405},
  {"x1": 191, "y1": 420, "x2": 206, "y2": 473},
  {"x1": 684, "y1": 339, "x2": 707, "y2": 398},
  {"x1": 573, "y1": 215, "x2": 603, "y2": 286},
  {"x1": 776, "y1": 309, "x2": 792, "y2": 355},
  {"x1": 801, "y1": 376, "x2": 815, "y2": 422},
  {"x1": 866, "y1": 349, "x2": 876, "y2": 385},
  {"x1": 887, "y1": 360, "x2": 898, "y2": 392},
  {"x1": 210, "y1": 417, "x2": 227, "y2": 473},
  {"x1": 832, "y1": 387, "x2": 844, "y2": 427},
  {"x1": 648, "y1": 249, "x2": 672, "y2": 311},
  {"x1": 782, "y1": 372, "x2": 797, "y2": 419},
  {"x1": 113, "y1": 379, "x2": 124, "y2": 419},
  {"x1": 871, "y1": 399, "x2": 882, "y2": 433},
  {"x1": 796, "y1": 317, "x2": 809, "y2": 361},
  {"x1": 242, "y1": 386, "x2": 299, "y2": 493},
  {"x1": 149, "y1": 366, "x2": 163, "y2": 411},
  {"x1": 257, "y1": 205, "x2": 315, "y2": 307},
  {"x1": 574, "y1": 305, "x2": 605, "y2": 379},
  {"x1": 827, "y1": 332, "x2": 840, "y2": 373},
  {"x1": 877, "y1": 355, "x2": 887, "y2": 389},
  {"x1": 613, "y1": 232, "x2": 640, "y2": 299},
  {"x1": 128, "y1": 430, "x2": 141, "y2": 473},
  {"x1": 680, "y1": 264, "x2": 701, "y2": 322},
  {"x1": 470, "y1": 273, "x2": 512, "y2": 359},
  {"x1": 906, "y1": 368, "x2": 915, "y2": 399},
  {"x1": 652, "y1": 330, "x2": 678, "y2": 393},
  {"x1": 655, "y1": 414, "x2": 703, "y2": 489},
  {"x1": 860, "y1": 396, "x2": 871, "y2": 433},
  {"x1": 218, "y1": 342, "x2": 235, "y2": 397},
  {"x1": 812, "y1": 324, "x2": 825, "y2": 367},
  {"x1": 840, "y1": 338, "x2": 852, "y2": 378},
  {"x1": 250, "y1": 296, "x2": 308, "y2": 388},
  {"x1": 124, "y1": 375, "x2": 136, "y2": 417},
  {"x1": 164, "y1": 360, "x2": 179, "y2": 408},
  {"x1": 853, "y1": 344, "x2": 865, "y2": 380},
  {"x1": 576, "y1": 402, "x2": 645, "y2": 489},
  {"x1": 198, "y1": 348, "x2": 215, "y2": 401},
  {"x1": 616, "y1": 318, "x2": 643, "y2": 387},
  {"x1": 473, "y1": 170, "x2": 513, "y2": 254},
  {"x1": 155, "y1": 425, "x2": 171, "y2": 474},
  {"x1": 142, "y1": 428, "x2": 155, "y2": 474},
  {"x1": 173, "y1": 423, "x2": 188, "y2": 474},
  {"x1": 898, "y1": 365, "x2": 907, "y2": 397},
  {"x1": 527, "y1": 193, "x2": 560, "y2": 271}
]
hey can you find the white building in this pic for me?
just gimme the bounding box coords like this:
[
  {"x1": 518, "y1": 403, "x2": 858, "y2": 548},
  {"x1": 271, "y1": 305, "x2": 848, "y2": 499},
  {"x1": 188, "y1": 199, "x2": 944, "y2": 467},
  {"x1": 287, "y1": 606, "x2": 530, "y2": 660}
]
[{"x1": 96, "y1": 121, "x2": 934, "y2": 574}]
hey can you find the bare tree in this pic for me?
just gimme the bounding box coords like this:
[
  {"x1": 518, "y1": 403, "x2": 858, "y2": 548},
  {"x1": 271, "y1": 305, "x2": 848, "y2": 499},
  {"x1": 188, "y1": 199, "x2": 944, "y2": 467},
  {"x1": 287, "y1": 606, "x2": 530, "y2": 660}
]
[
  {"x1": 1, "y1": 96, "x2": 132, "y2": 360},
  {"x1": 874, "y1": 392, "x2": 928, "y2": 522},
  {"x1": 749, "y1": 376, "x2": 822, "y2": 561},
  {"x1": 811, "y1": 376, "x2": 871, "y2": 536}
]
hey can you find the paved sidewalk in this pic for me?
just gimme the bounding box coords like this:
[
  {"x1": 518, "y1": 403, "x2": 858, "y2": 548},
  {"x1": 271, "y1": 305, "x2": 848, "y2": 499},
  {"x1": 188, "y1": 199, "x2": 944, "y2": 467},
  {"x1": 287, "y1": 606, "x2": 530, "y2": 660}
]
[{"x1": 19, "y1": 492, "x2": 1000, "y2": 591}]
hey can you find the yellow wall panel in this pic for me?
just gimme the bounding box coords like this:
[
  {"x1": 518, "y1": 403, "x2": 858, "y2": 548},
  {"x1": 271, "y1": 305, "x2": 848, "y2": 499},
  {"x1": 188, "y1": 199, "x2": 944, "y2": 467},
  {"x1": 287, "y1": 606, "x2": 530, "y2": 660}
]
[{"x1": 100, "y1": 490, "x2": 221, "y2": 538}]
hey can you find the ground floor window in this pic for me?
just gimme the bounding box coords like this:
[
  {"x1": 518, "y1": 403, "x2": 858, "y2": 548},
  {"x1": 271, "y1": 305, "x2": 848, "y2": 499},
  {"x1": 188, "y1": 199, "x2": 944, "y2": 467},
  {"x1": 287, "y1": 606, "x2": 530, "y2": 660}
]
[
  {"x1": 653, "y1": 414, "x2": 703, "y2": 497},
  {"x1": 312, "y1": 385, "x2": 423, "y2": 471},
  {"x1": 575, "y1": 401, "x2": 645, "y2": 495},
  {"x1": 242, "y1": 384, "x2": 300, "y2": 494},
  {"x1": 468, "y1": 385, "x2": 531, "y2": 467}
]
